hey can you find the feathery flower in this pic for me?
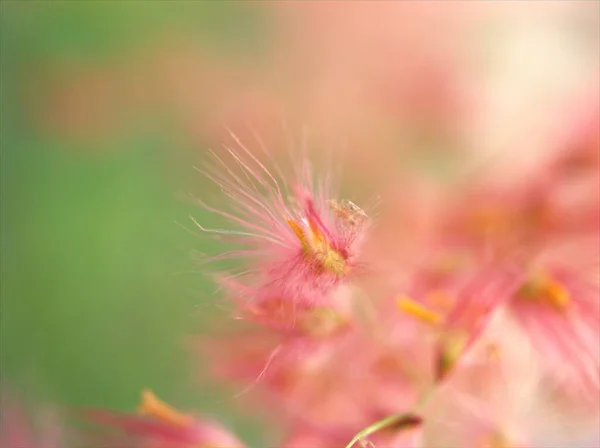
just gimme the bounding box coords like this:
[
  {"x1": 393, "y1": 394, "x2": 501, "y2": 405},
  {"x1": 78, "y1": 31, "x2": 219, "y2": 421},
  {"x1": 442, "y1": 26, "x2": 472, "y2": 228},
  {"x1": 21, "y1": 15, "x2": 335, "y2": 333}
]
[{"x1": 194, "y1": 131, "x2": 369, "y2": 316}]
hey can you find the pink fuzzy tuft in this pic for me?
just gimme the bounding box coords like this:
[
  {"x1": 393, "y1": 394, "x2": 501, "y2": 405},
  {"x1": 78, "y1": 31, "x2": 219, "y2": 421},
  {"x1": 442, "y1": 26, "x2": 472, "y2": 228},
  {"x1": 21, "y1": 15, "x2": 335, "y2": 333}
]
[{"x1": 193, "y1": 131, "x2": 369, "y2": 311}]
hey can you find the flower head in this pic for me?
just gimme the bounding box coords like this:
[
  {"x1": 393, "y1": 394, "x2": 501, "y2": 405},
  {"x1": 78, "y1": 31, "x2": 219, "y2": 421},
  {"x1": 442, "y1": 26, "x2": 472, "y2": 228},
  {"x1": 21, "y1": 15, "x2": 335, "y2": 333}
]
[{"x1": 194, "y1": 132, "x2": 369, "y2": 311}]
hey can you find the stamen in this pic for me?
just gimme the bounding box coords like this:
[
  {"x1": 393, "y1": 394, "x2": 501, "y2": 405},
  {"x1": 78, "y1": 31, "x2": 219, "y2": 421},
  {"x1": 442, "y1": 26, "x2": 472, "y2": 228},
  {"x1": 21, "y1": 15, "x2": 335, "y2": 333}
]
[
  {"x1": 137, "y1": 389, "x2": 193, "y2": 428},
  {"x1": 542, "y1": 277, "x2": 570, "y2": 309},
  {"x1": 518, "y1": 273, "x2": 570, "y2": 310},
  {"x1": 307, "y1": 217, "x2": 327, "y2": 249},
  {"x1": 288, "y1": 217, "x2": 347, "y2": 276},
  {"x1": 287, "y1": 219, "x2": 308, "y2": 249},
  {"x1": 316, "y1": 247, "x2": 347, "y2": 276},
  {"x1": 436, "y1": 332, "x2": 468, "y2": 381},
  {"x1": 397, "y1": 296, "x2": 442, "y2": 325}
]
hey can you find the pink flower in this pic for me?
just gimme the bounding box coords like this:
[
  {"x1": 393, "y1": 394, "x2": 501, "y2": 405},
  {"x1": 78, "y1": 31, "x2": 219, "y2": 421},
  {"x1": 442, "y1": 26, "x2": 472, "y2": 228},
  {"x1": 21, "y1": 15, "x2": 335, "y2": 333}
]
[
  {"x1": 440, "y1": 92, "x2": 599, "y2": 260},
  {"x1": 0, "y1": 391, "x2": 66, "y2": 448},
  {"x1": 219, "y1": 277, "x2": 355, "y2": 337},
  {"x1": 194, "y1": 132, "x2": 369, "y2": 310},
  {"x1": 86, "y1": 389, "x2": 246, "y2": 448},
  {"x1": 509, "y1": 261, "x2": 600, "y2": 402},
  {"x1": 393, "y1": 259, "x2": 522, "y2": 382},
  {"x1": 203, "y1": 326, "x2": 374, "y2": 430},
  {"x1": 199, "y1": 296, "x2": 420, "y2": 434},
  {"x1": 422, "y1": 309, "x2": 600, "y2": 448},
  {"x1": 549, "y1": 90, "x2": 599, "y2": 177}
]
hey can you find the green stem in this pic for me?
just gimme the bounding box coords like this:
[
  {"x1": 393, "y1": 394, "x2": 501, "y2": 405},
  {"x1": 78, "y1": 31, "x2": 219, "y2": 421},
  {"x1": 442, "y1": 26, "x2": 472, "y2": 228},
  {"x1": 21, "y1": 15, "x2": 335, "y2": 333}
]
[
  {"x1": 344, "y1": 413, "x2": 407, "y2": 448},
  {"x1": 344, "y1": 385, "x2": 436, "y2": 448}
]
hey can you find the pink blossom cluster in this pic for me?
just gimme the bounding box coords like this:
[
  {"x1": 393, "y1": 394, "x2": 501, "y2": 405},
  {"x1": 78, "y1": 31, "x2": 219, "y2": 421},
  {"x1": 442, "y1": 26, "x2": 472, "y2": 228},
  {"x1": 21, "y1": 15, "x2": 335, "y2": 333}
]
[
  {"x1": 3, "y1": 106, "x2": 598, "y2": 447},
  {"x1": 3, "y1": 4, "x2": 598, "y2": 446},
  {"x1": 75, "y1": 113, "x2": 598, "y2": 447},
  {"x1": 183, "y1": 115, "x2": 598, "y2": 447}
]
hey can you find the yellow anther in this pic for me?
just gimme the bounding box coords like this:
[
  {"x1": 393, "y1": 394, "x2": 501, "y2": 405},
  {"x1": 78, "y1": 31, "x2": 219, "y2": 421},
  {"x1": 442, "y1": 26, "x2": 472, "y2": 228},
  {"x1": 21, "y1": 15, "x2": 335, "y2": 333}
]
[
  {"x1": 287, "y1": 219, "x2": 308, "y2": 249},
  {"x1": 397, "y1": 296, "x2": 443, "y2": 326},
  {"x1": 542, "y1": 277, "x2": 570, "y2": 309},
  {"x1": 519, "y1": 273, "x2": 570, "y2": 310},
  {"x1": 316, "y1": 248, "x2": 347, "y2": 276},
  {"x1": 288, "y1": 217, "x2": 347, "y2": 276},
  {"x1": 307, "y1": 217, "x2": 326, "y2": 247},
  {"x1": 137, "y1": 389, "x2": 193, "y2": 428}
]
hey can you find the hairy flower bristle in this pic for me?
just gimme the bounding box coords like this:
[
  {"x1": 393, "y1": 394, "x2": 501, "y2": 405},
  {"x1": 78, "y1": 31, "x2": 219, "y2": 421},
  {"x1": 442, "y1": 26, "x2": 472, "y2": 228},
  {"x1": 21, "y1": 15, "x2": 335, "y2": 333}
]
[{"x1": 193, "y1": 131, "x2": 369, "y2": 314}]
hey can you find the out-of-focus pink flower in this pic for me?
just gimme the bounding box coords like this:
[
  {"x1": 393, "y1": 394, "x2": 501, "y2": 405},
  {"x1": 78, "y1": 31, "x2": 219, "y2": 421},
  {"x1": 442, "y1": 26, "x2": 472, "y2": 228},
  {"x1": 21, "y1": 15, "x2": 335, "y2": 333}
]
[
  {"x1": 440, "y1": 137, "x2": 598, "y2": 260},
  {"x1": 423, "y1": 309, "x2": 600, "y2": 448},
  {"x1": 394, "y1": 260, "x2": 522, "y2": 382},
  {"x1": 549, "y1": 89, "x2": 599, "y2": 177},
  {"x1": 509, "y1": 258, "x2": 600, "y2": 403},
  {"x1": 203, "y1": 327, "x2": 374, "y2": 430},
  {"x1": 422, "y1": 311, "x2": 538, "y2": 448},
  {"x1": 86, "y1": 389, "x2": 246, "y2": 448},
  {"x1": 0, "y1": 391, "x2": 66, "y2": 448},
  {"x1": 221, "y1": 279, "x2": 355, "y2": 338},
  {"x1": 266, "y1": 2, "x2": 477, "y2": 130},
  {"x1": 198, "y1": 291, "x2": 421, "y2": 436}
]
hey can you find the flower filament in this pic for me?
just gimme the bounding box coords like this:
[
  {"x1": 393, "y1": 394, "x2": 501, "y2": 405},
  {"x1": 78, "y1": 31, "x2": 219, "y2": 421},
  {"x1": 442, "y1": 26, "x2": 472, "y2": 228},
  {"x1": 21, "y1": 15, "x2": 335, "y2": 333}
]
[
  {"x1": 287, "y1": 217, "x2": 347, "y2": 276},
  {"x1": 137, "y1": 389, "x2": 193, "y2": 428},
  {"x1": 518, "y1": 272, "x2": 570, "y2": 310}
]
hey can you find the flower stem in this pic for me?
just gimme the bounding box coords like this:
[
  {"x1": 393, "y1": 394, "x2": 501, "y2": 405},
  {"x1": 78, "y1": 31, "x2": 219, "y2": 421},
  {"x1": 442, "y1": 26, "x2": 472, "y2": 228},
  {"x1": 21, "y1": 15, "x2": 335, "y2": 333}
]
[
  {"x1": 344, "y1": 413, "x2": 407, "y2": 448},
  {"x1": 344, "y1": 385, "x2": 436, "y2": 448}
]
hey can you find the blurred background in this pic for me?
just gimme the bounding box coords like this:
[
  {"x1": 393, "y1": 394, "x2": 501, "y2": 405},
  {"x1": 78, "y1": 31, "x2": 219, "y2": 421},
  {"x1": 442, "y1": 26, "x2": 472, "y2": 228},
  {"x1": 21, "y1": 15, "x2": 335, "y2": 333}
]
[{"x1": 1, "y1": 1, "x2": 598, "y2": 446}]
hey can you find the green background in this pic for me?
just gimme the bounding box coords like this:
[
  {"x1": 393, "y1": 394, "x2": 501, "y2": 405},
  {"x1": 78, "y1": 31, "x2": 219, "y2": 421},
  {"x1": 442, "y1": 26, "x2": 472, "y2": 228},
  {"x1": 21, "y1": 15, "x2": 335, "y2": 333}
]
[{"x1": 1, "y1": 2, "x2": 267, "y2": 445}]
